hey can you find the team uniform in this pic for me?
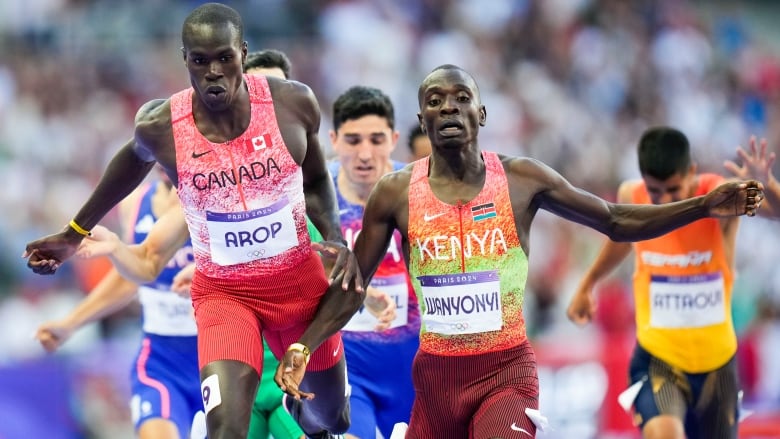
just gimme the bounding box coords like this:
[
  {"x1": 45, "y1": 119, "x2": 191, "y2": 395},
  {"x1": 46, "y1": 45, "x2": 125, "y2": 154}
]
[
  {"x1": 329, "y1": 161, "x2": 420, "y2": 438},
  {"x1": 626, "y1": 173, "x2": 739, "y2": 438},
  {"x1": 169, "y1": 75, "x2": 345, "y2": 406},
  {"x1": 127, "y1": 182, "x2": 201, "y2": 438},
  {"x1": 405, "y1": 152, "x2": 540, "y2": 439}
]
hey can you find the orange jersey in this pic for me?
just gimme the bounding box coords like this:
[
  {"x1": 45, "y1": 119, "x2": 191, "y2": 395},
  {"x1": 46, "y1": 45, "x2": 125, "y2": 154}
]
[
  {"x1": 408, "y1": 152, "x2": 529, "y2": 356},
  {"x1": 631, "y1": 173, "x2": 736, "y2": 372},
  {"x1": 171, "y1": 75, "x2": 312, "y2": 279}
]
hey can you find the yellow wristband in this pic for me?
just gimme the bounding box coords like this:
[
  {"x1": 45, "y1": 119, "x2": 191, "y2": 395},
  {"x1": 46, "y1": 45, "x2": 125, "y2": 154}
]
[
  {"x1": 68, "y1": 219, "x2": 92, "y2": 237},
  {"x1": 287, "y1": 343, "x2": 311, "y2": 365}
]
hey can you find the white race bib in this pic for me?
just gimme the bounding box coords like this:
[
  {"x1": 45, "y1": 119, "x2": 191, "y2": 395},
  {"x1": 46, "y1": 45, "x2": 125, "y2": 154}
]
[
  {"x1": 649, "y1": 273, "x2": 726, "y2": 329},
  {"x1": 418, "y1": 270, "x2": 502, "y2": 335},
  {"x1": 206, "y1": 197, "x2": 299, "y2": 266},
  {"x1": 342, "y1": 273, "x2": 409, "y2": 332},
  {"x1": 138, "y1": 286, "x2": 198, "y2": 336}
]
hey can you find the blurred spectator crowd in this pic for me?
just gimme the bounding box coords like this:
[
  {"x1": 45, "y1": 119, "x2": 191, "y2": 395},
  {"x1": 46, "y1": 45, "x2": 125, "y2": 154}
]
[{"x1": 1, "y1": 0, "x2": 779, "y2": 437}]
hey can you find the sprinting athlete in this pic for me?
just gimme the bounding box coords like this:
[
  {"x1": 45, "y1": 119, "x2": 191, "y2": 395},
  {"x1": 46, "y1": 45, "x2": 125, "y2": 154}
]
[
  {"x1": 568, "y1": 127, "x2": 745, "y2": 439},
  {"x1": 350, "y1": 65, "x2": 763, "y2": 439},
  {"x1": 23, "y1": 5, "x2": 365, "y2": 438},
  {"x1": 36, "y1": 175, "x2": 201, "y2": 439}
]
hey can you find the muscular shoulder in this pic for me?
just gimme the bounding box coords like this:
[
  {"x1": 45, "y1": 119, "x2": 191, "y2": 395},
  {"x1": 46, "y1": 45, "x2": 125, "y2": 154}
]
[
  {"x1": 134, "y1": 99, "x2": 173, "y2": 160},
  {"x1": 267, "y1": 78, "x2": 320, "y2": 130},
  {"x1": 370, "y1": 165, "x2": 413, "y2": 214},
  {"x1": 500, "y1": 154, "x2": 565, "y2": 191}
]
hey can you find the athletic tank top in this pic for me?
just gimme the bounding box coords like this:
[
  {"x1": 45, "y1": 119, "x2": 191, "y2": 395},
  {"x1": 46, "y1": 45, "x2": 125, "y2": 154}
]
[
  {"x1": 408, "y1": 151, "x2": 528, "y2": 356},
  {"x1": 632, "y1": 173, "x2": 736, "y2": 372},
  {"x1": 329, "y1": 160, "x2": 421, "y2": 342},
  {"x1": 129, "y1": 182, "x2": 197, "y2": 336},
  {"x1": 171, "y1": 74, "x2": 311, "y2": 279}
]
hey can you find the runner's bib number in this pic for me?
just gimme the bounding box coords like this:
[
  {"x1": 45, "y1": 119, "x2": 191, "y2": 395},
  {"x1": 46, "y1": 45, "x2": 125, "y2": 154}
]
[
  {"x1": 138, "y1": 286, "x2": 198, "y2": 336},
  {"x1": 418, "y1": 270, "x2": 502, "y2": 335},
  {"x1": 205, "y1": 197, "x2": 298, "y2": 266},
  {"x1": 649, "y1": 273, "x2": 726, "y2": 328},
  {"x1": 342, "y1": 273, "x2": 409, "y2": 332}
]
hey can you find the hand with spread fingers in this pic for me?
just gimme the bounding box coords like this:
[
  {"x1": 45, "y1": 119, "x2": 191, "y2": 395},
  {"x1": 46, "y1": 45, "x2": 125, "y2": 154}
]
[
  {"x1": 274, "y1": 344, "x2": 315, "y2": 401},
  {"x1": 724, "y1": 136, "x2": 776, "y2": 183},
  {"x1": 703, "y1": 180, "x2": 764, "y2": 218},
  {"x1": 724, "y1": 136, "x2": 780, "y2": 218},
  {"x1": 311, "y1": 241, "x2": 364, "y2": 293}
]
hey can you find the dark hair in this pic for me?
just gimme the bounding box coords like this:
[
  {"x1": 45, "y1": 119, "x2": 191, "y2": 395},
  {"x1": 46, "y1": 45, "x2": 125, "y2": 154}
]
[
  {"x1": 244, "y1": 49, "x2": 292, "y2": 79},
  {"x1": 332, "y1": 86, "x2": 395, "y2": 131},
  {"x1": 182, "y1": 3, "x2": 244, "y2": 46},
  {"x1": 637, "y1": 127, "x2": 692, "y2": 180},
  {"x1": 407, "y1": 125, "x2": 426, "y2": 152}
]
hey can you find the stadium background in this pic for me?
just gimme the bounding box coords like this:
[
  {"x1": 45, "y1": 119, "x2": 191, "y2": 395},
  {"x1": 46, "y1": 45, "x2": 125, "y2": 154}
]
[{"x1": 0, "y1": 0, "x2": 779, "y2": 437}]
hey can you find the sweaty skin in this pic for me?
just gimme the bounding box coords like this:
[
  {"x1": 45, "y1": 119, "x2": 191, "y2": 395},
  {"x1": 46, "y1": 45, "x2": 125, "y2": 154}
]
[
  {"x1": 24, "y1": 8, "x2": 363, "y2": 439},
  {"x1": 350, "y1": 65, "x2": 763, "y2": 439}
]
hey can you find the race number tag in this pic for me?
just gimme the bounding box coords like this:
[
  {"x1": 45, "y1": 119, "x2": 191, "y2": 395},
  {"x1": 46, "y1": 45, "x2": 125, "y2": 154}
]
[
  {"x1": 649, "y1": 273, "x2": 726, "y2": 328},
  {"x1": 201, "y1": 374, "x2": 222, "y2": 415},
  {"x1": 342, "y1": 273, "x2": 409, "y2": 332},
  {"x1": 206, "y1": 197, "x2": 298, "y2": 266},
  {"x1": 418, "y1": 270, "x2": 502, "y2": 335}
]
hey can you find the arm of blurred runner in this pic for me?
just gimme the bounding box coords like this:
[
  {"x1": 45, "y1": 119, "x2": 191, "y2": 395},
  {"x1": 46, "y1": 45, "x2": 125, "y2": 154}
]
[
  {"x1": 724, "y1": 135, "x2": 779, "y2": 218},
  {"x1": 35, "y1": 269, "x2": 139, "y2": 353},
  {"x1": 567, "y1": 181, "x2": 636, "y2": 326},
  {"x1": 77, "y1": 203, "x2": 190, "y2": 284}
]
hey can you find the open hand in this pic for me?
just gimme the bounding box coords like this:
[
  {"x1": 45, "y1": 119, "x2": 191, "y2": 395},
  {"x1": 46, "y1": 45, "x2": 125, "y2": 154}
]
[
  {"x1": 724, "y1": 136, "x2": 776, "y2": 183},
  {"x1": 74, "y1": 225, "x2": 121, "y2": 259},
  {"x1": 311, "y1": 241, "x2": 364, "y2": 293}
]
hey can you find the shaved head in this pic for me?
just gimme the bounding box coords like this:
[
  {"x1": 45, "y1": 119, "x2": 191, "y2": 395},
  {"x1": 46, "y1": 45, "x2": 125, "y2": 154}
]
[
  {"x1": 182, "y1": 2, "x2": 244, "y2": 47},
  {"x1": 418, "y1": 64, "x2": 480, "y2": 107}
]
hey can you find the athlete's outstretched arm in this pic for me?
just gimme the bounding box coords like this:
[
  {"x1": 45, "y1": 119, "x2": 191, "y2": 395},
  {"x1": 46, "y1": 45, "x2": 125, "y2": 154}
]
[
  {"x1": 519, "y1": 158, "x2": 763, "y2": 242},
  {"x1": 77, "y1": 203, "x2": 190, "y2": 284},
  {"x1": 35, "y1": 269, "x2": 138, "y2": 352},
  {"x1": 23, "y1": 138, "x2": 156, "y2": 275}
]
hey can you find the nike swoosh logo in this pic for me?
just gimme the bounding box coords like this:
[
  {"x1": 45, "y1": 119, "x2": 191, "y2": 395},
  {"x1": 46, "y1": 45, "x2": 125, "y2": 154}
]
[
  {"x1": 423, "y1": 212, "x2": 445, "y2": 222},
  {"x1": 510, "y1": 423, "x2": 532, "y2": 436},
  {"x1": 333, "y1": 342, "x2": 341, "y2": 357},
  {"x1": 192, "y1": 150, "x2": 213, "y2": 159}
]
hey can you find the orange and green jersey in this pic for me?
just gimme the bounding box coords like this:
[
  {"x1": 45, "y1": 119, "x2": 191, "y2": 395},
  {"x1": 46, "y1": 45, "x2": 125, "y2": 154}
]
[
  {"x1": 407, "y1": 151, "x2": 528, "y2": 356},
  {"x1": 631, "y1": 173, "x2": 736, "y2": 372}
]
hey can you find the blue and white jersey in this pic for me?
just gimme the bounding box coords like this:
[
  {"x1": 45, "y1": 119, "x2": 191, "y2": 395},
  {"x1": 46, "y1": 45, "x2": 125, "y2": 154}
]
[{"x1": 130, "y1": 183, "x2": 197, "y2": 336}]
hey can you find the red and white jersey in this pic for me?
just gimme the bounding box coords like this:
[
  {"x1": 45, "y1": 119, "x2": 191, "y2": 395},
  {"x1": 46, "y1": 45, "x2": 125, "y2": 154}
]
[{"x1": 171, "y1": 74, "x2": 311, "y2": 279}]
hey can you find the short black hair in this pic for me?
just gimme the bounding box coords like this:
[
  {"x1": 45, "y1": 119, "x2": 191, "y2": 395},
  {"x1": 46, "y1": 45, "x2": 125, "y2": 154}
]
[
  {"x1": 244, "y1": 49, "x2": 292, "y2": 79},
  {"x1": 182, "y1": 3, "x2": 244, "y2": 46},
  {"x1": 332, "y1": 86, "x2": 395, "y2": 131},
  {"x1": 407, "y1": 125, "x2": 426, "y2": 152},
  {"x1": 637, "y1": 127, "x2": 692, "y2": 180}
]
